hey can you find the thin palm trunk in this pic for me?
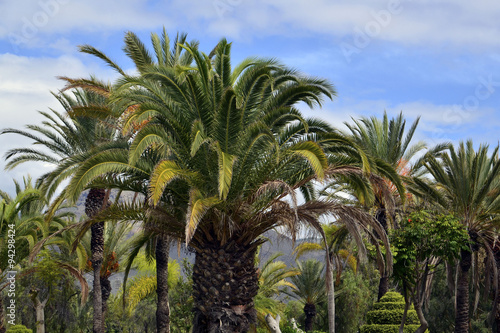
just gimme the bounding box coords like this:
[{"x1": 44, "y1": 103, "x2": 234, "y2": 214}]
[
  {"x1": 326, "y1": 257, "x2": 335, "y2": 333},
  {"x1": 156, "y1": 234, "x2": 171, "y2": 333},
  {"x1": 493, "y1": 245, "x2": 500, "y2": 333},
  {"x1": 455, "y1": 249, "x2": 472, "y2": 333},
  {"x1": 86, "y1": 188, "x2": 107, "y2": 333},
  {"x1": 192, "y1": 237, "x2": 259, "y2": 333},
  {"x1": 376, "y1": 208, "x2": 389, "y2": 300}
]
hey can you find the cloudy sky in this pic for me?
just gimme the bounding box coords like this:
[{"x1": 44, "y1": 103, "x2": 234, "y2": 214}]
[{"x1": 1, "y1": 0, "x2": 500, "y2": 195}]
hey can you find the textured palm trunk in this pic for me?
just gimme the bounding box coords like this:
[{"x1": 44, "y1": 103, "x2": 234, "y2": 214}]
[
  {"x1": 0, "y1": 295, "x2": 5, "y2": 333},
  {"x1": 100, "y1": 276, "x2": 111, "y2": 317},
  {"x1": 454, "y1": 249, "x2": 472, "y2": 333},
  {"x1": 191, "y1": 238, "x2": 259, "y2": 333},
  {"x1": 375, "y1": 208, "x2": 389, "y2": 300},
  {"x1": 304, "y1": 303, "x2": 317, "y2": 332},
  {"x1": 493, "y1": 245, "x2": 500, "y2": 333},
  {"x1": 156, "y1": 234, "x2": 171, "y2": 333},
  {"x1": 85, "y1": 188, "x2": 107, "y2": 333}
]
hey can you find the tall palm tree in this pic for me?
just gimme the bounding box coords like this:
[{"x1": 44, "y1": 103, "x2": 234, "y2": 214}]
[
  {"x1": 410, "y1": 140, "x2": 500, "y2": 333},
  {"x1": 72, "y1": 29, "x2": 196, "y2": 333},
  {"x1": 344, "y1": 111, "x2": 428, "y2": 299},
  {"x1": 287, "y1": 259, "x2": 327, "y2": 332},
  {"x1": 66, "y1": 37, "x2": 340, "y2": 332},
  {"x1": 1, "y1": 87, "x2": 119, "y2": 333}
]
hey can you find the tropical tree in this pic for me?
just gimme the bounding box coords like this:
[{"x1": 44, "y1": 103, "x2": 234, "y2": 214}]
[
  {"x1": 410, "y1": 140, "x2": 500, "y2": 333},
  {"x1": 0, "y1": 178, "x2": 86, "y2": 333},
  {"x1": 391, "y1": 210, "x2": 469, "y2": 333},
  {"x1": 1, "y1": 87, "x2": 120, "y2": 333},
  {"x1": 287, "y1": 259, "x2": 327, "y2": 332},
  {"x1": 64, "y1": 35, "x2": 345, "y2": 332},
  {"x1": 344, "y1": 111, "x2": 430, "y2": 299},
  {"x1": 69, "y1": 28, "x2": 198, "y2": 333},
  {"x1": 254, "y1": 251, "x2": 299, "y2": 328}
]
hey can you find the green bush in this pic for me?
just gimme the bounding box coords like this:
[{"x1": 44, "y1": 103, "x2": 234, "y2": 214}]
[
  {"x1": 360, "y1": 291, "x2": 428, "y2": 333},
  {"x1": 6, "y1": 325, "x2": 33, "y2": 333},
  {"x1": 373, "y1": 302, "x2": 413, "y2": 311},
  {"x1": 360, "y1": 324, "x2": 422, "y2": 333},
  {"x1": 366, "y1": 309, "x2": 418, "y2": 325}
]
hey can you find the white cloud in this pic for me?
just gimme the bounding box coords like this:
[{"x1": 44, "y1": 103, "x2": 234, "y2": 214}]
[
  {"x1": 0, "y1": 53, "x2": 116, "y2": 194},
  {"x1": 2, "y1": 0, "x2": 499, "y2": 51}
]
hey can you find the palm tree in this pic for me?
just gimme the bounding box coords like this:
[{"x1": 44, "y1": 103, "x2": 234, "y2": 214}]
[
  {"x1": 344, "y1": 111, "x2": 428, "y2": 299},
  {"x1": 65, "y1": 37, "x2": 340, "y2": 332},
  {"x1": 287, "y1": 259, "x2": 327, "y2": 332},
  {"x1": 72, "y1": 29, "x2": 196, "y2": 333},
  {"x1": 1, "y1": 87, "x2": 119, "y2": 333},
  {"x1": 254, "y1": 251, "x2": 299, "y2": 328},
  {"x1": 410, "y1": 140, "x2": 500, "y2": 333}
]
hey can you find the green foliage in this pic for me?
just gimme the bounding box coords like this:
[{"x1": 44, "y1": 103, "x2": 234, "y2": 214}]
[
  {"x1": 360, "y1": 291, "x2": 427, "y2": 333},
  {"x1": 391, "y1": 209, "x2": 469, "y2": 311},
  {"x1": 6, "y1": 325, "x2": 33, "y2": 333},
  {"x1": 366, "y1": 309, "x2": 418, "y2": 325},
  {"x1": 169, "y1": 259, "x2": 194, "y2": 333},
  {"x1": 335, "y1": 269, "x2": 375, "y2": 333},
  {"x1": 360, "y1": 324, "x2": 423, "y2": 333}
]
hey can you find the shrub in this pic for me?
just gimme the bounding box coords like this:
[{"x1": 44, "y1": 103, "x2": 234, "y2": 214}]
[
  {"x1": 360, "y1": 324, "x2": 422, "y2": 333},
  {"x1": 359, "y1": 291, "x2": 428, "y2": 333},
  {"x1": 6, "y1": 325, "x2": 33, "y2": 333}
]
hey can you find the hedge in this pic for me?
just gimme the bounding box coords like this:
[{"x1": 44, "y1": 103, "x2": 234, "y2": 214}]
[
  {"x1": 6, "y1": 325, "x2": 33, "y2": 333},
  {"x1": 360, "y1": 324, "x2": 423, "y2": 333},
  {"x1": 366, "y1": 309, "x2": 419, "y2": 325},
  {"x1": 359, "y1": 291, "x2": 429, "y2": 333}
]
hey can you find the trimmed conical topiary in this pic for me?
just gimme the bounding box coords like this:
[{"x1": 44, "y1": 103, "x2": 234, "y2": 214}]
[{"x1": 360, "y1": 291, "x2": 428, "y2": 333}]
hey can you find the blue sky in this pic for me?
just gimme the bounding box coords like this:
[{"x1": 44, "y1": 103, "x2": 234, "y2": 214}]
[{"x1": 1, "y1": 0, "x2": 500, "y2": 195}]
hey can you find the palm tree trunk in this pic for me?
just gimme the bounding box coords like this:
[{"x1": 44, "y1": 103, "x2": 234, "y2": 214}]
[
  {"x1": 100, "y1": 276, "x2": 111, "y2": 317},
  {"x1": 376, "y1": 208, "x2": 389, "y2": 300},
  {"x1": 454, "y1": 249, "x2": 472, "y2": 333},
  {"x1": 85, "y1": 188, "x2": 107, "y2": 333},
  {"x1": 304, "y1": 303, "x2": 316, "y2": 332},
  {"x1": 156, "y1": 234, "x2": 171, "y2": 333},
  {"x1": 493, "y1": 244, "x2": 500, "y2": 333},
  {"x1": 191, "y1": 237, "x2": 259, "y2": 333},
  {"x1": 91, "y1": 222, "x2": 105, "y2": 333},
  {"x1": 326, "y1": 256, "x2": 335, "y2": 333}
]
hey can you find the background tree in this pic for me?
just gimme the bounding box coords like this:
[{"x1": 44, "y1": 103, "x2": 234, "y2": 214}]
[
  {"x1": 410, "y1": 140, "x2": 500, "y2": 333},
  {"x1": 344, "y1": 111, "x2": 427, "y2": 300},
  {"x1": 391, "y1": 210, "x2": 469, "y2": 333},
  {"x1": 1, "y1": 86, "x2": 121, "y2": 333},
  {"x1": 66, "y1": 36, "x2": 341, "y2": 332},
  {"x1": 287, "y1": 259, "x2": 327, "y2": 332}
]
